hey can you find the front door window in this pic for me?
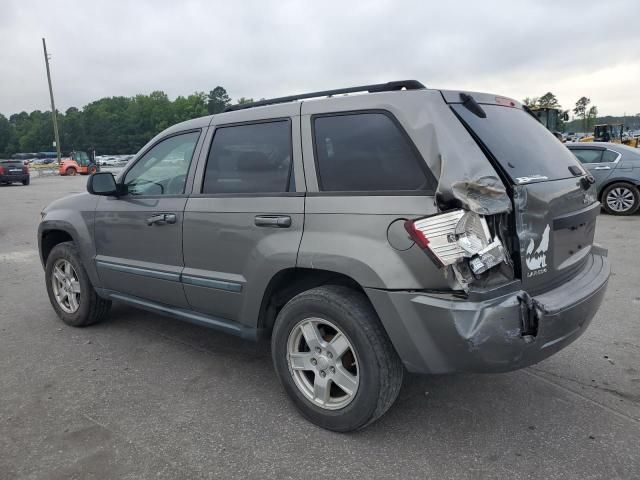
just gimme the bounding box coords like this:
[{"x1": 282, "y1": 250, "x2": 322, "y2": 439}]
[{"x1": 124, "y1": 131, "x2": 200, "y2": 196}]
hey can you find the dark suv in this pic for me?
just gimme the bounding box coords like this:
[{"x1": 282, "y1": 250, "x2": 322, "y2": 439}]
[
  {"x1": 0, "y1": 159, "x2": 30, "y2": 185},
  {"x1": 38, "y1": 81, "x2": 610, "y2": 431}
]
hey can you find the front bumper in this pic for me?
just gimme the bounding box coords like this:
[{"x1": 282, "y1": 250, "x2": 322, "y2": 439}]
[{"x1": 366, "y1": 249, "x2": 610, "y2": 374}]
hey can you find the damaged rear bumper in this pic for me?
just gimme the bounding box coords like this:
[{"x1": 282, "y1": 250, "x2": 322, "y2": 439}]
[{"x1": 366, "y1": 249, "x2": 610, "y2": 374}]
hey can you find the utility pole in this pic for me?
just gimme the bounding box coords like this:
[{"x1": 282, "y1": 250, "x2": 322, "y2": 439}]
[{"x1": 42, "y1": 38, "x2": 62, "y2": 164}]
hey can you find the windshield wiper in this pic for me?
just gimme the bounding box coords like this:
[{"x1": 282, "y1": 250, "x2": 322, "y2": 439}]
[{"x1": 460, "y1": 93, "x2": 486, "y2": 118}]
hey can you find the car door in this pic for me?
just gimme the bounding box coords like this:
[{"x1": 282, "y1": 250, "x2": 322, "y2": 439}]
[
  {"x1": 182, "y1": 103, "x2": 305, "y2": 327},
  {"x1": 569, "y1": 146, "x2": 615, "y2": 187},
  {"x1": 94, "y1": 129, "x2": 204, "y2": 307}
]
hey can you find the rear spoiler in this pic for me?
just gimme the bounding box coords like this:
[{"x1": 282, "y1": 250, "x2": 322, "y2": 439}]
[{"x1": 440, "y1": 90, "x2": 523, "y2": 109}]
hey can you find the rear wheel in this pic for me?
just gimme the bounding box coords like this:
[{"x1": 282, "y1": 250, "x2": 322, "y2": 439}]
[
  {"x1": 88, "y1": 165, "x2": 97, "y2": 174},
  {"x1": 22, "y1": 178, "x2": 30, "y2": 186},
  {"x1": 45, "y1": 242, "x2": 111, "y2": 327},
  {"x1": 602, "y1": 182, "x2": 640, "y2": 215},
  {"x1": 271, "y1": 285, "x2": 403, "y2": 432},
  {"x1": 65, "y1": 167, "x2": 77, "y2": 176}
]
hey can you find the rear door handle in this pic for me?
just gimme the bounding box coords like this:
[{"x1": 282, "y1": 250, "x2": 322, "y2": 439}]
[
  {"x1": 593, "y1": 166, "x2": 611, "y2": 170},
  {"x1": 146, "y1": 213, "x2": 177, "y2": 226},
  {"x1": 254, "y1": 215, "x2": 292, "y2": 228}
]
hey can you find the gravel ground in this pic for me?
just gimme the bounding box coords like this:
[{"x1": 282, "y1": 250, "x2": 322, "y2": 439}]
[{"x1": 1, "y1": 174, "x2": 639, "y2": 480}]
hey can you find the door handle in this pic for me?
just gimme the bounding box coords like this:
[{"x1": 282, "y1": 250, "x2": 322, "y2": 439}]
[
  {"x1": 593, "y1": 166, "x2": 611, "y2": 170},
  {"x1": 146, "y1": 213, "x2": 177, "y2": 226},
  {"x1": 254, "y1": 215, "x2": 292, "y2": 228}
]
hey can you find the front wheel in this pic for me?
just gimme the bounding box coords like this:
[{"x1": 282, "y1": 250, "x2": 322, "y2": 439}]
[
  {"x1": 65, "y1": 167, "x2": 77, "y2": 176},
  {"x1": 45, "y1": 242, "x2": 111, "y2": 327},
  {"x1": 271, "y1": 285, "x2": 403, "y2": 432},
  {"x1": 602, "y1": 182, "x2": 640, "y2": 215}
]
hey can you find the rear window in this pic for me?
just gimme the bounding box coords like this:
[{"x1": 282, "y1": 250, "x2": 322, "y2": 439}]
[
  {"x1": 452, "y1": 104, "x2": 584, "y2": 183},
  {"x1": 602, "y1": 150, "x2": 620, "y2": 162},
  {"x1": 312, "y1": 112, "x2": 432, "y2": 192},
  {"x1": 570, "y1": 148, "x2": 603, "y2": 164},
  {"x1": 0, "y1": 160, "x2": 23, "y2": 167},
  {"x1": 202, "y1": 121, "x2": 293, "y2": 194}
]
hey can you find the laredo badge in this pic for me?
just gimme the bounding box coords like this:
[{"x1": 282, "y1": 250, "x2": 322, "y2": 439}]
[{"x1": 525, "y1": 224, "x2": 550, "y2": 277}]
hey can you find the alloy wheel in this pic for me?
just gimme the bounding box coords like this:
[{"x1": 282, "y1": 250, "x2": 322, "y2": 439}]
[
  {"x1": 286, "y1": 317, "x2": 359, "y2": 410},
  {"x1": 51, "y1": 259, "x2": 81, "y2": 313},
  {"x1": 606, "y1": 187, "x2": 635, "y2": 213}
]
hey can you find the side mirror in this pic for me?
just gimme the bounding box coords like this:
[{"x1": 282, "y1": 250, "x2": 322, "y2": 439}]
[{"x1": 87, "y1": 172, "x2": 125, "y2": 196}]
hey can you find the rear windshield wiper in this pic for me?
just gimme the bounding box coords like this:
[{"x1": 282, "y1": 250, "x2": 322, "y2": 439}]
[{"x1": 460, "y1": 93, "x2": 486, "y2": 118}]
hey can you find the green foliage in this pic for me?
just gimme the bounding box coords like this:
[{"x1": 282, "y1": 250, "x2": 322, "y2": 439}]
[
  {"x1": 207, "y1": 86, "x2": 231, "y2": 114},
  {"x1": 522, "y1": 92, "x2": 561, "y2": 109},
  {"x1": 564, "y1": 114, "x2": 640, "y2": 134},
  {"x1": 522, "y1": 92, "x2": 567, "y2": 131},
  {"x1": 573, "y1": 97, "x2": 591, "y2": 133},
  {"x1": 0, "y1": 88, "x2": 222, "y2": 156},
  {"x1": 537, "y1": 92, "x2": 560, "y2": 109}
]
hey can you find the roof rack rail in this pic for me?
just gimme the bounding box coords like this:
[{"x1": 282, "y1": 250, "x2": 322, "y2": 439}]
[{"x1": 224, "y1": 80, "x2": 426, "y2": 112}]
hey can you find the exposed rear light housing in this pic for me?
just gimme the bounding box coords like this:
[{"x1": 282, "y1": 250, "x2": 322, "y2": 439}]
[{"x1": 405, "y1": 209, "x2": 508, "y2": 275}]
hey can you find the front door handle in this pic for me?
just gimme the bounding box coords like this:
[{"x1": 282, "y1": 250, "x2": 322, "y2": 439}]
[
  {"x1": 593, "y1": 166, "x2": 611, "y2": 170},
  {"x1": 146, "y1": 213, "x2": 177, "y2": 226},
  {"x1": 254, "y1": 215, "x2": 292, "y2": 228}
]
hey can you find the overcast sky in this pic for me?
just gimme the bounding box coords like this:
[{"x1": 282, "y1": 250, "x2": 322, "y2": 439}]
[{"x1": 1, "y1": 0, "x2": 639, "y2": 117}]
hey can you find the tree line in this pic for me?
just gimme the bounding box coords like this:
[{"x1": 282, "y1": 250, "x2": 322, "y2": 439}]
[
  {"x1": 2, "y1": 87, "x2": 639, "y2": 157},
  {"x1": 524, "y1": 92, "x2": 640, "y2": 133},
  {"x1": 0, "y1": 86, "x2": 253, "y2": 156}
]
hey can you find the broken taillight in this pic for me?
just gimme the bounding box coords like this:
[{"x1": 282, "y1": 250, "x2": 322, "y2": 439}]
[{"x1": 404, "y1": 210, "x2": 507, "y2": 275}]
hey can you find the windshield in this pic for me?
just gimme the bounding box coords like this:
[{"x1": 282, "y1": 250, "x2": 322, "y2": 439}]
[
  {"x1": 74, "y1": 151, "x2": 90, "y2": 165},
  {"x1": 452, "y1": 104, "x2": 583, "y2": 184},
  {"x1": 533, "y1": 109, "x2": 558, "y2": 131}
]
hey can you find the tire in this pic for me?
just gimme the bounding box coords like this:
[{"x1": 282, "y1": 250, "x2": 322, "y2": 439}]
[
  {"x1": 22, "y1": 178, "x2": 30, "y2": 186},
  {"x1": 88, "y1": 165, "x2": 97, "y2": 174},
  {"x1": 601, "y1": 182, "x2": 640, "y2": 215},
  {"x1": 271, "y1": 285, "x2": 403, "y2": 432},
  {"x1": 66, "y1": 167, "x2": 77, "y2": 176},
  {"x1": 45, "y1": 241, "x2": 111, "y2": 327}
]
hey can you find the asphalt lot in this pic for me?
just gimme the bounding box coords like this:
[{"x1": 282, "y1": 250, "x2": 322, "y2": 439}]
[{"x1": 1, "y1": 175, "x2": 639, "y2": 480}]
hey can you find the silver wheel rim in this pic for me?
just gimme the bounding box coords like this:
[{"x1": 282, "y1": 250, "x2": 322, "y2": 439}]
[
  {"x1": 286, "y1": 317, "x2": 359, "y2": 410},
  {"x1": 51, "y1": 259, "x2": 81, "y2": 313},
  {"x1": 606, "y1": 187, "x2": 635, "y2": 212}
]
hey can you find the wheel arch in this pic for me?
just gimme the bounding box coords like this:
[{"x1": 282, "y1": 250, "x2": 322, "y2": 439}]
[
  {"x1": 40, "y1": 228, "x2": 74, "y2": 266},
  {"x1": 38, "y1": 220, "x2": 102, "y2": 288},
  {"x1": 39, "y1": 222, "x2": 82, "y2": 266},
  {"x1": 258, "y1": 268, "x2": 366, "y2": 333},
  {"x1": 597, "y1": 177, "x2": 640, "y2": 201}
]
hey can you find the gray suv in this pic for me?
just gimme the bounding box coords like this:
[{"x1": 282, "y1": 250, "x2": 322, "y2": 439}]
[{"x1": 39, "y1": 81, "x2": 610, "y2": 431}]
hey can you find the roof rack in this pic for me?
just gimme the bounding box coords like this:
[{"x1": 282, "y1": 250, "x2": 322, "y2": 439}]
[{"x1": 224, "y1": 80, "x2": 426, "y2": 112}]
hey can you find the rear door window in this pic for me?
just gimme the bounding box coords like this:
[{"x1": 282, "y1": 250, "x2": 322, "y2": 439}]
[
  {"x1": 602, "y1": 150, "x2": 620, "y2": 163},
  {"x1": 570, "y1": 149, "x2": 603, "y2": 164},
  {"x1": 312, "y1": 112, "x2": 433, "y2": 192},
  {"x1": 452, "y1": 104, "x2": 584, "y2": 183},
  {"x1": 202, "y1": 120, "x2": 293, "y2": 194}
]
